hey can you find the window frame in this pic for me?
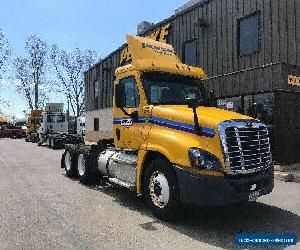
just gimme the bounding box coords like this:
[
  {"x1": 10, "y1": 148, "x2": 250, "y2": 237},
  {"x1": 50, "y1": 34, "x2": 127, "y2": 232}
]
[
  {"x1": 183, "y1": 38, "x2": 197, "y2": 66},
  {"x1": 94, "y1": 117, "x2": 99, "y2": 131},
  {"x1": 237, "y1": 11, "x2": 261, "y2": 57},
  {"x1": 117, "y1": 76, "x2": 140, "y2": 108}
]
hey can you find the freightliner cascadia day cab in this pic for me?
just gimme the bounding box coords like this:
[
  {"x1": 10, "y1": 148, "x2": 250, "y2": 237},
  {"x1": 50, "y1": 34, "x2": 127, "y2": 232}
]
[{"x1": 61, "y1": 35, "x2": 274, "y2": 219}]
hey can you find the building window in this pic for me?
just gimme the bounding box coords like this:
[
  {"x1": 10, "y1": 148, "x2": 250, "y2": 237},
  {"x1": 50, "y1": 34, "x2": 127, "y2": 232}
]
[
  {"x1": 238, "y1": 13, "x2": 260, "y2": 56},
  {"x1": 183, "y1": 39, "x2": 197, "y2": 66},
  {"x1": 94, "y1": 118, "x2": 99, "y2": 131},
  {"x1": 94, "y1": 80, "x2": 100, "y2": 109}
]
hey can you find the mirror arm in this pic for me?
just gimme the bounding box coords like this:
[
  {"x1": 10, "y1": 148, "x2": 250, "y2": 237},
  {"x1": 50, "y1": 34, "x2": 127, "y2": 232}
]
[
  {"x1": 192, "y1": 106, "x2": 202, "y2": 136},
  {"x1": 119, "y1": 108, "x2": 138, "y2": 121},
  {"x1": 120, "y1": 107, "x2": 131, "y2": 117}
]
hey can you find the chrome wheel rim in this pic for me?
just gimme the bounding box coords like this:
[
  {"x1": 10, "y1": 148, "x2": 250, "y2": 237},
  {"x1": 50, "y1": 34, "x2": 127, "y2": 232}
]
[
  {"x1": 65, "y1": 151, "x2": 71, "y2": 171},
  {"x1": 77, "y1": 154, "x2": 85, "y2": 176},
  {"x1": 149, "y1": 171, "x2": 170, "y2": 208}
]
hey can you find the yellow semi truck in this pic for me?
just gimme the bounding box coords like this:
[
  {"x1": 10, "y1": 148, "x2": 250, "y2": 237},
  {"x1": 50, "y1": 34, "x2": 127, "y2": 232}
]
[
  {"x1": 25, "y1": 109, "x2": 43, "y2": 142},
  {"x1": 61, "y1": 35, "x2": 274, "y2": 219}
]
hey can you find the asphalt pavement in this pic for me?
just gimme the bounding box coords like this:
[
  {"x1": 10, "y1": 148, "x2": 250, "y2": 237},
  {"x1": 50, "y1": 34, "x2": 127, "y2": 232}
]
[{"x1": 0, "y1": 138, "x2": 299, "y2": 249}]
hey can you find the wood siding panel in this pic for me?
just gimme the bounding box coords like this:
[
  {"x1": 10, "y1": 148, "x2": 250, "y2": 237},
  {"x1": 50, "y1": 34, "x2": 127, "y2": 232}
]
[
  {"x1": 297, "y1": 0, "x2": 300, "y2": 65},
  {"x1": 226, "y1": 0, "x2": 233, "y2": 73},
  {"x1": 287, "y1": 0, "x2": 296, "y2": 66},
  {"x1": 211, "y1": 0, "x2": 217, "y2": 76},
  {"x1": 237, "y1": 0, "x2": 245, "y2": 71},
  {"x1": 232, "y1": 0, "x2": 238, "y2": 72},
  {"x1": 216, "y1": 0, "x2": 222, "y2": 76},
  {"x1": 263, "y1": 0, "x2": 272, "y2": 65},
  {"x1": 249, "y1": 0, "x2": 258, "y2": 68},
  {"x1": 243, "y1": 0, "x2": 251, "y2": 69},
  {"x1": 207, "y1": 1, "x2": 213, "y2": 76},
  {"x1": 279, "y1": 0, "x2": 288, "y2": 63},
  {"x1": 271, "y1": 0, "x2": 280, "y2": 63},
  {"x1": 257, "y1": 0, "x2": 264, "y2": 66},
  {"x1": 202, "y1": 4, "x2": 209, "y2": 70}
]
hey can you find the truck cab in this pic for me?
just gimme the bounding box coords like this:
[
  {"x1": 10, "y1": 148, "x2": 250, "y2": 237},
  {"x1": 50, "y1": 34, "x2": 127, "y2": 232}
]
[
  {"x1": 38, "y1": 103, "x2": 68, "y2": 145},
  {"x1": 62, "y1": 35, "x2": 274, "y2": 219},
  {"x1": 25, "y1": 109, "x2": 43, "y2": 142}
]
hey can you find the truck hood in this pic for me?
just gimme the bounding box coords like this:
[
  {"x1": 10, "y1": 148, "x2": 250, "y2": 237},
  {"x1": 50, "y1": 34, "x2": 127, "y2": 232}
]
[{"x1": 150, "y1": 105, "x2": 252, "y2": 135}]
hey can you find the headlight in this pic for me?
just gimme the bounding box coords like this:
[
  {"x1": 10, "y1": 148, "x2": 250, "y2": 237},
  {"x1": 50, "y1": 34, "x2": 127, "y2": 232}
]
[{"x1": 188, "y1": 148, "x2": 222, "y2": 170}]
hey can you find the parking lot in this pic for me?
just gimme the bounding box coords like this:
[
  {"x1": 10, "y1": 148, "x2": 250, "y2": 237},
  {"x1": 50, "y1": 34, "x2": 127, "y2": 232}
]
[{"x1": 0, "y1": 139, "x2": 299, "y2": 249}]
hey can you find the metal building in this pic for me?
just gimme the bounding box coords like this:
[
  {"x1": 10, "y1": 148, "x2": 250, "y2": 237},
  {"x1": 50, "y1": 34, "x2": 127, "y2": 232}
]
[{"x1": 85, "y1": 0, "x2": 300, "y2": 165}]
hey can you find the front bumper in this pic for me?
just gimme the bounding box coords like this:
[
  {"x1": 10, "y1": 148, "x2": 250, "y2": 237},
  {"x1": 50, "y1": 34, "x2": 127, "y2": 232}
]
[{"x1": 174, "y1": 164, "x2": 274, "y2": 207}]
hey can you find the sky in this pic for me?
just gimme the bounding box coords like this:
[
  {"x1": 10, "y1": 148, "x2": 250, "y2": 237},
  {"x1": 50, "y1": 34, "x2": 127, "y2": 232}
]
[{"x1": 0, "y1": 0, "x2": 187, "y2": 116}]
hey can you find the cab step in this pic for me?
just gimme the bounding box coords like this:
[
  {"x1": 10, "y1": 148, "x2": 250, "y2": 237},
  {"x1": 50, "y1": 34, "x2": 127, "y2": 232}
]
[{"x1": 108, "y1": 178, "x2": 135, "y2": 191}]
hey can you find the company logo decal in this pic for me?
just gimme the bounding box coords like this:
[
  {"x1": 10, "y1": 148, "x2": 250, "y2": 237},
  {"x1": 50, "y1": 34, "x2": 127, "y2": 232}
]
[
  {"x1": 120, "y1": 118, "x2": 133, "y2": 126},
  {"x1": 141, "y1": 42, "x2": 175, "y2": 56},
  {"x1": 120, "y1": 23, "x2": 171, "y2": 64}
]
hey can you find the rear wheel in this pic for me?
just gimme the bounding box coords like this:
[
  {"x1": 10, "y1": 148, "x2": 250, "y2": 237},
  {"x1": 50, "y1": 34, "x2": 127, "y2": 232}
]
[
  {"x1": 51, "y1": 138, "x2": 56, "y2": 149},
  {"x1": 47, "y1": 137, "x2": 52, "y2": 148},
  {"x1": 63, "y1": 145, "x2": 78, "y2": 177},
  {"x1": 77, "y1": 146, "x2": 94, "y2": 184},
  {"x1": 143, "y1": 157, "x2": 180, "y2": 220}
]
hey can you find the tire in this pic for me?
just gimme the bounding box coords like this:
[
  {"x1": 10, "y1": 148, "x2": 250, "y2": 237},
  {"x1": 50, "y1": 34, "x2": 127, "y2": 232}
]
[
  {"x1": 63, "y1": 145, "x2": 78, "y2": 177},
  {"x1": 77, "y1": 146, "x2": 93, "y2": 184},
  {"x1": 143, "y1": 157, "x2": 181, "y2": 220},
  {"x1": 51, "y1": 138, "x2": 56, "y2": 149},
  {"x1": 46, "y1": 137, "x2": 52, "y2": 148}
]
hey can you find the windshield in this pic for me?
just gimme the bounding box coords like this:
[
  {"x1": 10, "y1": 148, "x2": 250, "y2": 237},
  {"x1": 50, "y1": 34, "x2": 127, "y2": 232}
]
[
  {"x1": 47, "y1": 113, "x2": 66, "y2": 123},
  {"x1": 142, "y1": 72, "x2": 208, "y2": 105}
]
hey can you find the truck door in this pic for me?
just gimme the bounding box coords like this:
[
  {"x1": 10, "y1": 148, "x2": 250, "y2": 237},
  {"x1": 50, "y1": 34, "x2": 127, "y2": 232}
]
[{"x1": 114, "y1": 76, "x2": 143, "y2": 149}]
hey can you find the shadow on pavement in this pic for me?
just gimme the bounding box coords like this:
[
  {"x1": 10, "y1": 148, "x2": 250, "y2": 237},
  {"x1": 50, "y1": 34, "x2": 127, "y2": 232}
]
[{"x1": 69, "y1": 176, "x2": 300, "y2": 249}]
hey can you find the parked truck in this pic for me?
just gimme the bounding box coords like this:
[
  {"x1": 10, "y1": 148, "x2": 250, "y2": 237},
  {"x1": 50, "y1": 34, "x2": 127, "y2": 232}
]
[
  {"x1": 61, "y1": 35, "x2": 274, "y2": 219},
  {"x1": 37, "y1": 103, "x2": 83, "y2": 149},
  {"x1": 76, "y1": 116, "x2": 85, "y2": 136},
  {"x1": 0, "y1": 124, "x2": 25, "y2": 138},
  {"x1": 25, "y1": 109, "x2": 43, "y2": 142}
]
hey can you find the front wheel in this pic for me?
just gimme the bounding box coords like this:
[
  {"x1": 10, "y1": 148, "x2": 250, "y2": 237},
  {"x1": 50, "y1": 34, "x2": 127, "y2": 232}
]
[{"x1": 143, "y1": 158, "x2": 180, "y2": 220}]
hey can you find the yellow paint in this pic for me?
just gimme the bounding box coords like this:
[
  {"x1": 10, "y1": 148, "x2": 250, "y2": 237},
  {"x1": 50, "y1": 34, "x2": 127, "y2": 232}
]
[
  {"x1": 0, "y1": 115, "x2": 8, "y2": 124},
  {"x1": 288, "y1": 75, "x2": 300, "y2": 87},
  {"x1": 119, "y1": 22, "x2": 171, "y2": 64},
  {"x1": 26, "y1": 109, "x2": 43, "y2": 134},
  {"x1": 113, "y1": 35, "x2": 254, "y2": 194}
]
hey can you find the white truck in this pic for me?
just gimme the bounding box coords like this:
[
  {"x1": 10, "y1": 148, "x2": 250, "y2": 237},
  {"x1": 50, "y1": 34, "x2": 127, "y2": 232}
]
[
  {"x1": 37, "y1": 103, "x2": 83, "y2": 149},
  {"x1": 76, "y1": 116, "x2": 85, "y2": 136}
]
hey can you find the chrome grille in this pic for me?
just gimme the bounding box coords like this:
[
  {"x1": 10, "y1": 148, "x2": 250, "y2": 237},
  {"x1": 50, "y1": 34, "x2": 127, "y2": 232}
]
[{"x1": 219, "y1": 121, "x2": 272, "y2": 174}]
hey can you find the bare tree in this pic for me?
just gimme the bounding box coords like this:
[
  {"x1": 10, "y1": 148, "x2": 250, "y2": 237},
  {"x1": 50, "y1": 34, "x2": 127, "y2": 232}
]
[
  {"x1": 14, "y1": 56, "x2": 49, "y2": 110},
  {"x1": 0, "y1": 28, "x2": 11, "y2": 80},
  {"x1": 25, "y1": 33, "x2": 47, "y2": 109},
  {"x1": 50, "y1": 45, "x2": 98, "y2": 117},
  {"x1": 14, "y1": 57, "x2": 33, "y2": 109}
]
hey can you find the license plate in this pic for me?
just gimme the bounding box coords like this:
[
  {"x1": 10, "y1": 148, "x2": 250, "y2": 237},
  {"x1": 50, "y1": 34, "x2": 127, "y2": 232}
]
[{"x1": 248, "y1": 190, "x2": 260, "y2": 202}]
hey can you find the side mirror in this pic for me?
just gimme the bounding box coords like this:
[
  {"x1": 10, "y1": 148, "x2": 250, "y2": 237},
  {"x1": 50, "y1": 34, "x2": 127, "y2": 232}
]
[
  {"x1": 209, "y1": 91, "x2": 217, "y2": 107},
  {"x1": 186, "y1": 98, "x2": 199, "y2": 108},
  {"x1": 130, "y1": 111, "x2": 138, "y2": 121},
  {"x1": 115, "y1": 84, "x2": 125, "y2": 108}
]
